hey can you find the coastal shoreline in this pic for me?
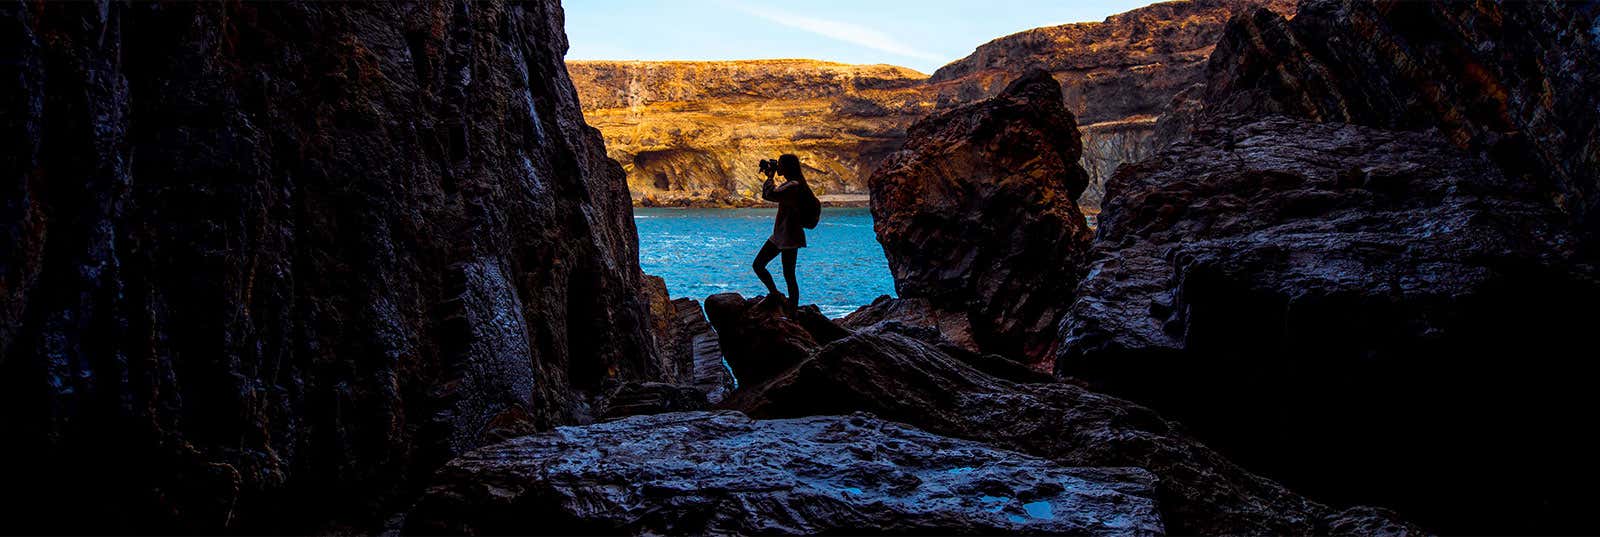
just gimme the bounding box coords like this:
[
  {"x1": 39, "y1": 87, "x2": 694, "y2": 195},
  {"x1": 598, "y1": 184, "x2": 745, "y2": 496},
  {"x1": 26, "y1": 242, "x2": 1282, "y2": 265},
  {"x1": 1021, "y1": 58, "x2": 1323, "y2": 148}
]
[{"x1": 635, "y1": 193, "x2": 872, "y2": 209}]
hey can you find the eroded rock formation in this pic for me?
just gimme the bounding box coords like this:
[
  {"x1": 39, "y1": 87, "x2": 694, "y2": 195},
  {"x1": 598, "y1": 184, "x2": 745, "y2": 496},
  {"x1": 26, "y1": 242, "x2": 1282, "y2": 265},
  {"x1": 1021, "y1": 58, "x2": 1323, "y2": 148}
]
[
  {"x1": 870, "y1": 70, "x2": 1093, "y2": 365},
  {"x1": 706, "y1": 300, "x2": 1417, "y2": 535},
  {"x1": 569, "y1": 60, "x2": 930, "y2": 206},
  {"x1": 1055, "y1": 1, "x2": 1600, "y2": 531},
  {"x1": 0, "y1": 1, "x2": 664, "y2": 533},
  {"x1": 405, "y1": 411, "x2": 1165, "y2": 536},
  {"x1": 568, "y1": 0, "x2": 1295, "y2": 209},
  {"x1": 1058, "y1": 115, "x2": 1600, "y2": 533}
]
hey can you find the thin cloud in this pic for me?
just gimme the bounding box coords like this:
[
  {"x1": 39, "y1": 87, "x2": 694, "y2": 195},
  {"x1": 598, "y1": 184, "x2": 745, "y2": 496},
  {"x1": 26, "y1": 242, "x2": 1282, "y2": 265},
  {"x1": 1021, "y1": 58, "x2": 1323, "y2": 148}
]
[{"x1": 726, "y1": 2, "x2": 945, "y2": 63}]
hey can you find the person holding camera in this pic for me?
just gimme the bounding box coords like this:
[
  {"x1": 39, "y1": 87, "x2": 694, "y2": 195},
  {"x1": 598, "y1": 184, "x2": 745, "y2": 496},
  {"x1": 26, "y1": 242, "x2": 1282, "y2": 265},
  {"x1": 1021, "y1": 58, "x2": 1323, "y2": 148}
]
[{"x1": 752, "y1": 153, "x2": 819, "y2": 308}]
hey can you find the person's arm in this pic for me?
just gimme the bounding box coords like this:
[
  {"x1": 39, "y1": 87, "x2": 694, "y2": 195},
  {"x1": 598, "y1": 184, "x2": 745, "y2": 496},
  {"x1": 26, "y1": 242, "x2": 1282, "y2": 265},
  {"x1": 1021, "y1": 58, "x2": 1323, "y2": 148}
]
[
  {"x1": 760, "y1": 177, "x2": 779, "y2": 202},
  {"x1": 766, "y1": 180, "x2": 800, "y2": 203}
]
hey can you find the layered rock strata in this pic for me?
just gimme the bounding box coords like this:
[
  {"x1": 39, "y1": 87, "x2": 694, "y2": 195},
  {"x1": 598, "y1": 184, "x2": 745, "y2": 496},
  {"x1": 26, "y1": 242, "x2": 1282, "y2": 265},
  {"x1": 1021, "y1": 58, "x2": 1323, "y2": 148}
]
[{"x1": 569, "y1": 59, "x2": 930, "y2": 206}]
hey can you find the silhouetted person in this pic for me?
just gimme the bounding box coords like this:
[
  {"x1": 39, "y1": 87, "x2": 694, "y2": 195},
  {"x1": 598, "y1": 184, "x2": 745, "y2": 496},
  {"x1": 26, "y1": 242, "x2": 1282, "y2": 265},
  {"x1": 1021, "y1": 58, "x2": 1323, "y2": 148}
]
[{"x1": 752, "y1": 154, "x2": 813, "y2": 308}]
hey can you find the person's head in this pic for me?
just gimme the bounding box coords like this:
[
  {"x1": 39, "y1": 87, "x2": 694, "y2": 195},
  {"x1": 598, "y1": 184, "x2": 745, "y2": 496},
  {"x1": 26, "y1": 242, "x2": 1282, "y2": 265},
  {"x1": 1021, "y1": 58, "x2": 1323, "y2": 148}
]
[{"x1": 778, "y1": 154, "x2": 804, "y2": 182}]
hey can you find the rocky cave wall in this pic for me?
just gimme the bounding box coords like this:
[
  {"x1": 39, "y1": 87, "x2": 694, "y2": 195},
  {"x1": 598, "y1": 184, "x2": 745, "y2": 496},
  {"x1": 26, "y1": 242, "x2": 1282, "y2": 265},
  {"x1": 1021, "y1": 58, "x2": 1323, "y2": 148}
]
[{"x1": 0, "y1": 1, "x2": 666, "y2": 533}]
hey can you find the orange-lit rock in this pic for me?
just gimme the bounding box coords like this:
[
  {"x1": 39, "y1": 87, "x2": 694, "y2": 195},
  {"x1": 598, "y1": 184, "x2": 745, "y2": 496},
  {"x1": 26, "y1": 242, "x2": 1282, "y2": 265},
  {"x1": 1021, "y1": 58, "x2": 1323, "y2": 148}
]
[
  {"x1": 569, "y1": 60, "x2": 929, "y2": 206},
  {"x1": 568, "y1": 0, "x2": 1294, "y2": 209}
]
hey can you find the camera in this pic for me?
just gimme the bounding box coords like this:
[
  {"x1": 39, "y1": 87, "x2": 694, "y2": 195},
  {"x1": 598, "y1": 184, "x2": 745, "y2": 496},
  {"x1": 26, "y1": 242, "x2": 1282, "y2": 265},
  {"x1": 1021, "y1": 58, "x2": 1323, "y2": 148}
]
[{"x1": 758, "y1": 158, "x2": 780, "y2": 175}]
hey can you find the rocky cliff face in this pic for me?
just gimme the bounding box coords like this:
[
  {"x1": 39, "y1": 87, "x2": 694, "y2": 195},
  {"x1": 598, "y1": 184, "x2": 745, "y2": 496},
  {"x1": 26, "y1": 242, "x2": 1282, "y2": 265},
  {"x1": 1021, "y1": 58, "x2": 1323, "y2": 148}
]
[
  {"x1": 870, "y1": 71, "x2": 1093, "y2": 366},
  {"x1": 568, "y1": 0, "x2": 1294, "y2": 210},
  {"x1": 0, "y1": 1, "x2": 664, "y2": 533},
  {"x1": 569, "y1": 60, "x2": 930, "y2": 206},
  {"x1": 1055, "y1": 1, "x2": 1600, "y2": 532}
]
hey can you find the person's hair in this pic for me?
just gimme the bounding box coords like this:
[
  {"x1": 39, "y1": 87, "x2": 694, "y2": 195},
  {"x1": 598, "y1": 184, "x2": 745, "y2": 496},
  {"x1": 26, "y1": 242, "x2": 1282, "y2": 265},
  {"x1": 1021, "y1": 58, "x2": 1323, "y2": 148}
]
[{"x1": 778, "y1": 154, "x2": 804, "y2": 182}]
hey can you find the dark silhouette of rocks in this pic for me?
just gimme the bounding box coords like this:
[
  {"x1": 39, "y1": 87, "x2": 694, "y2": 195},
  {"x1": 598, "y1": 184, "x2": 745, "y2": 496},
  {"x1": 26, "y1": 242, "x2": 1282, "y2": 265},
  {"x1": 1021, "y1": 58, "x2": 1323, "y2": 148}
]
[
  {"x1": 0, "y1": 1, "x2": 669, "y2": 533},
  {"x1": 703, "y1": 292, "x2": 847, "y2": 387},
  {"x1": 1064, "y1": 114, "x2": 1598, "y2": 534},
  {"x1": 404, "y1": 411, "x2": 1165, "y2": 535},
  {"x1": 707, "y1": 310, "x2": 1417, "y2": 535},
  {"x1": 870, "y1": 70, "x2": 1094, "y2": 366},
  {"x1": 1054, "y1": 1, "x2": 1600, "y2": 532}
]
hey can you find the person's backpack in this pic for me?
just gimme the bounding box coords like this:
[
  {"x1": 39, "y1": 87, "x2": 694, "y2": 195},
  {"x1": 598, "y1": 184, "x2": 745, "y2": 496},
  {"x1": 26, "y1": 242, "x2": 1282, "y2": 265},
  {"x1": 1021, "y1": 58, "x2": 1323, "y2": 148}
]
[{"x1": 798, "y1": 185, "x2": 822, "y2": 229}]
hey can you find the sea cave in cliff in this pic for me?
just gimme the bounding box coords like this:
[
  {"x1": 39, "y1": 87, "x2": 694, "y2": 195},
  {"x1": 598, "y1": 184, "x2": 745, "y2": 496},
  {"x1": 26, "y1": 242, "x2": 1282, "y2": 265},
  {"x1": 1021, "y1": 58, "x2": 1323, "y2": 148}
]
[{"x1": 4, "y1": 0, "x2": 1600, "y2": 535}]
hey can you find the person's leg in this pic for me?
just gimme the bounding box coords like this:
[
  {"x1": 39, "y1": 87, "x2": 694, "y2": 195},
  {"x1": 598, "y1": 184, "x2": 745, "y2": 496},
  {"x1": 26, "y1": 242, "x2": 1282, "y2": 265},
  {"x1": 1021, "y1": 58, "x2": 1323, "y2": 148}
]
[
  {"x1": 781, "y1": 248, "x2": 799, "y2": 307},
  {"x1": 752, "y1": 240, "x2": 781, "y2": 296}
]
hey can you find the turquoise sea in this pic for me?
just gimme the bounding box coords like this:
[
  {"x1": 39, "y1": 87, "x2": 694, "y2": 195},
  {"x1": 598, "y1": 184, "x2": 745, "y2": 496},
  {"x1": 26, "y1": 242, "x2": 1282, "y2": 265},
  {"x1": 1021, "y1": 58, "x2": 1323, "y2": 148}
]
[{"x1": 634, "y1": 207, "x2": 896, "y2": 318}]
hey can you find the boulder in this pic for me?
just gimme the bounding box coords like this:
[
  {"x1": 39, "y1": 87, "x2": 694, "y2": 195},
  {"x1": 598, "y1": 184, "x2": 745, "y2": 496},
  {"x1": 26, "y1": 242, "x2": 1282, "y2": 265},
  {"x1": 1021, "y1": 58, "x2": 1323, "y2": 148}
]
[
  {"x1": 703, "y1": 292, "x2": 847, "y2": 386},
  {"x1": 0, "y1": 1, "x2": 663, "y2": 533},
  {"x1": 723, "y1": 322, "x2": 1419, "y2": 535},
  {"x1": 405, "y1": 411, "x2": 1165, "y2": 536},
  {"x1": 1059, "y1": 116, "x2": 1600, "y2": 533},
  {"x1": 869, "y1": 70, "x2": 1094, "y2": 365}
]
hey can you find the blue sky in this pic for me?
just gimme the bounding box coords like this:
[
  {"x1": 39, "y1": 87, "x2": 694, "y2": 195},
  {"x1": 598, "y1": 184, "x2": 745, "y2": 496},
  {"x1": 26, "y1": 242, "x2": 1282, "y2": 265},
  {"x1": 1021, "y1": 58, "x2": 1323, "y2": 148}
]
[{"x1": 564, "y1": 0, "x2": 1156, "y2": 74}]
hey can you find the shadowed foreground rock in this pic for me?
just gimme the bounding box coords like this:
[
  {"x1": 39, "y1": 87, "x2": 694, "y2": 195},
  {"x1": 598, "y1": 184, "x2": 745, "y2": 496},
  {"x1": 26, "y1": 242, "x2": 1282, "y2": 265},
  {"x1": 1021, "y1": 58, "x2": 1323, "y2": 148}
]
[
  {"x1": 405, "y1": 411, "x2": 1165, "y2": 536},
  {"x1": 869, "y1": 70, "x2": 1093, "y2": 365},
  {"x1": 704, "y1": 292, "x2": 847, "y2": 386},
  {"x1": 1059, "y1": 116, "x2": 1600, "y2": 533},
  {"x1": 719, "y1": 321, "x2": 1416, "y2": 535},
  {"x1": 672, "y1": 298, "x2": 735, "y2": 402}
]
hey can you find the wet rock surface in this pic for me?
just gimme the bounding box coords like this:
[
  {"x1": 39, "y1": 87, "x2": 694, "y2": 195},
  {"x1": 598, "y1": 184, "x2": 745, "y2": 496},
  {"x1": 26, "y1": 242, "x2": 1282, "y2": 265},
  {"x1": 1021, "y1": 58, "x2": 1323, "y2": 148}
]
[
  {"x1": 870, "y1": 70, "x2": 1093, "y2": 365},
  {"x1": 0, "y1": 1, "x2": 664, "y2": 533},
  {"x1": 720, "y1": 322, "x2": 1417, "y2": 535},
  {"x1": 1060, "y1": 116, "x2": 1600, "y2": 533},
  {"x1": 405, "y1": 411, "x2": 1165, "y2": 536}
]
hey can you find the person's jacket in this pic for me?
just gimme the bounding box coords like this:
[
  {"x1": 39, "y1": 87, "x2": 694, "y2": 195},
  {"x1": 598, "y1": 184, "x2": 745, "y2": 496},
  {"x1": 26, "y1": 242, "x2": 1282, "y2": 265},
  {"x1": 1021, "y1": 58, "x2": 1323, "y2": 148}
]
[{"x1": 762, "y1": 178, "x2": 810, "y2": 249}]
